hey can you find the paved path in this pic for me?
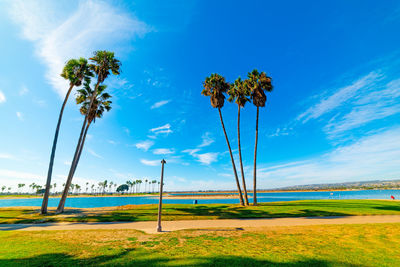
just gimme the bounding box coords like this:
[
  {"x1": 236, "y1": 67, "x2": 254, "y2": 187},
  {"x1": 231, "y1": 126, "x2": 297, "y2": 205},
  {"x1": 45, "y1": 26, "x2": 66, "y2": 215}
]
[{"x1": 2, "y1": 215, "x2": 400, "y2": 234}]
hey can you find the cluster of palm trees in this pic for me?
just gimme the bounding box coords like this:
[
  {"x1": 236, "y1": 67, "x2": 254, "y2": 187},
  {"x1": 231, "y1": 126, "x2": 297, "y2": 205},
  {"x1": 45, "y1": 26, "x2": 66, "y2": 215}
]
[
  {"x1": 202, "y1": 70, "x2": 273, "y2": 206},
  {"x1": 41, "y1": 50, "x2": 121, "y2": 214},
  {"x1": 126, "y1": 179, "x2": 160, "y2": 194}
]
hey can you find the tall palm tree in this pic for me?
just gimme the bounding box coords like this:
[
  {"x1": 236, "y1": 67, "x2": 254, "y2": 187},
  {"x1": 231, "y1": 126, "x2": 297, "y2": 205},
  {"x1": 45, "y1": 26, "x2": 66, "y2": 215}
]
[
  {"x1": 202, "y1": 73, "x2": 244, "y2": 206},
  {"x1": 41, "y1": 58, "x2": 92, "y2": 215},
  {"x1": 228, "y1": 77, "x2": 251, "y2": 205},
  {"x1": 56, "y1": 81, "x2": 113, "y2": 212},
  {"x1": 246, "y1": 70, "x2": 273, "y2": 205}
]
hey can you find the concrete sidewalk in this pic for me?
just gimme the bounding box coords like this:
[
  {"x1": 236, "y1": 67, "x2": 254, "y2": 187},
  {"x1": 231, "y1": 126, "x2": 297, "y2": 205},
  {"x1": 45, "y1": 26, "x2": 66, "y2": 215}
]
[{"x1": 2, "y1": 215, "x2": 400, "y2": 234}]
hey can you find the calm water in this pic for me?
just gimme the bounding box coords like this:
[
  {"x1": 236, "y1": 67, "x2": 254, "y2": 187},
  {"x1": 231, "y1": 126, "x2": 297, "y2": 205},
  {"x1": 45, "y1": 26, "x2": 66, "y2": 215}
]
[{"x1": 0, "y1": 190, "x2": 399, "y2": 208}]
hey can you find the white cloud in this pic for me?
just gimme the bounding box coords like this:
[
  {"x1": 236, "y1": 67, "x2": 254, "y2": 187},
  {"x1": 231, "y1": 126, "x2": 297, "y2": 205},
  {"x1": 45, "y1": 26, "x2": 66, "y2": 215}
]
[
  {"x1": 297, "y1": 72, "x2": 381, "y2": 123},
  {"x1": 151, "y1": 100, "x2": 170, "y2": 109},
  {"x1": 257, "y1": 126, "x2": 400, "y2": 188},
  {"x1": 135, "y1": 140, "x2": 154, "y2": 151},
  {"x1": 198, "y1": 132, "x2": 214, "y2": 147},
  {"x1": 150, "y1": 123, "x2": 172, "y2": 135},
  {"x1": 323, "y1": 78, "x2": 400, "y2": 137},
  {"x1": 153, "y1": 148, "x2": 174, "y2": 155},
  {"x1": 64, "y1": 161, "x2": 71, "y2": 165},
  {"x1": 8, "y1": 0, "x2": 150, "y2": 97},
  {"x1": 0, "y1": 90, "x2": 6, "y2": 103},
  {"x1": 0, "y1": 153, "x2": 15, "y2": 160},
  {"x1": 195, "y1": 152, "x2": 219, "y2": 165},
  {"x1": 19, "y1": 85, "x2": 29, "y2": 96},
  {"x1": 87, "y1": 148, "x2": 103, "y2": 159},
  {"x1": 140, "y1": 159, "x2": 160, "y2": 166},
  {"x1": 182, "y1": 148, "x2": 200, "y2": 155},
  {"x1": 108, "y1": 140, "x2": 117, "y2": 145},
  {"x1": 16, "y1": 111, "x2": 23, "y2": 121}
]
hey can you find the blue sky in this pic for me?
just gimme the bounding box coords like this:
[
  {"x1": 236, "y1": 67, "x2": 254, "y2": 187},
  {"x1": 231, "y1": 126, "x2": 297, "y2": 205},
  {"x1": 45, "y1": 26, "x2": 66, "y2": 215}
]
[{"x1": 0, "y1": 0, "x2": 400, "y2": 192}]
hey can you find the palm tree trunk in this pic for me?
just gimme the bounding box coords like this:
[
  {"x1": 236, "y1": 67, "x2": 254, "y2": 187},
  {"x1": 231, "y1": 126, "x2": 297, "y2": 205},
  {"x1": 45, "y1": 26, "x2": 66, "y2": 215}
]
[
  {"x1": 56, "y1": 121, "x2": 90, "y2": 213},
  {"x1": 237, "y1": 106, "x2": 249, "y2": 205},
  {"x1": 41, "y1": 84, "x2": 74, "y2": 214},
  {"x1": 218, "y1": 107, "x2": 244, "y2": 206},
  {"x1": 56, "y1": 79, "x2": 100, "y2": 213},
  {"x1": 253, "y1": 107, "x2": 259, "y2": 205}
]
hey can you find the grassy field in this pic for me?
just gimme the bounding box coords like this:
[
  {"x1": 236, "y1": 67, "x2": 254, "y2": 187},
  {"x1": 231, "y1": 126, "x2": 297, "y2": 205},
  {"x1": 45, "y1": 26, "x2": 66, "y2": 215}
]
[
  {"x1": 1, "y1": 223, "x2": 400, "y2": 266},
  {"x1": 1, "y1": 200, "x2": 400, "y2": 224}
]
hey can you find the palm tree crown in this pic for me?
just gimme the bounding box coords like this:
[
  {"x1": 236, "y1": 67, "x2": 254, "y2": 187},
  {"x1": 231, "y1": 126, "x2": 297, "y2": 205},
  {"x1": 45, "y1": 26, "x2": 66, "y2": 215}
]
[
  {"x1": 61, "y1": 58, "x2": 93, "y2": 87},
  {"x1": 89, "y1": 51, "x2": 121, "y2": 83},
  {"x1": 247, "y1": 69, "x2": 273, "y2": 107},
  {"x1": 76, "y1": 82, "x2": 112, "y2": 124},
  {"x1": 228, "y1": 77, "x2": 251, "y2": 107},
  {"x1": 201, "y1": 73, "x2": 230, "y2": 108}
]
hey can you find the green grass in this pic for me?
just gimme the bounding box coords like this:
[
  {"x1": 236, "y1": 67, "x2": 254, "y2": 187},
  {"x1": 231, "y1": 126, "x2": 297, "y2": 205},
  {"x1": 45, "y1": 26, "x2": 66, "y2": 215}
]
[
  {"x1": 1, "y1": 200, "x2": 400, "y2": 224},
  {"x1": 1, "y1": 223, "x2": 400, "y2": 266}
]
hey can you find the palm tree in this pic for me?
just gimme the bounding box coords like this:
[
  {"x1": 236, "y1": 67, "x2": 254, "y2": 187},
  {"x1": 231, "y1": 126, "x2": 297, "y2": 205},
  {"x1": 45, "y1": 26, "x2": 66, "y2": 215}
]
[
  {"x1": 53, "y1": 183, "x2": 57, "y2": 194},
  {"x1": 1, "y1": 186, "x2": 5, "y2": 194},
  {"x1": 126, "y1": 180, "x2": 132, "y2": 194},
  {"x1": 228, "y1": 77, "x2": 251, "y2": 206},
  {"x1": 18, "y1": 183, "x2": 25, "y2": 194},
  {"x1": 41, "y1": 58, "x2": 92, "y2": 214},
  {"x1": 247, "y1": 69, "x2": 273, "y2": 205},
  {"x1": 145, "y1": 179, "x2": 148, "y2": 193},
  {"x1": 57, "y1": 80, "x2": 113, "y2": 213},
  {"x1": 137, "y1": 180, "x2": 142, "y2": 193},
  {"x1": 202, "y1": 73, "x2": 244, "y2": 205}
]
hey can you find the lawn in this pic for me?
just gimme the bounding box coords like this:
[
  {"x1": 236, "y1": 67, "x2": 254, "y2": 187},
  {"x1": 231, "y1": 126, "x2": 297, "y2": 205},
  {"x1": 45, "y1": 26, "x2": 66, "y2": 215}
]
[
  {"x1": 1, "y1": 223, "x2": 400, "y2": 266},
  {"x1": 1, "y1": 200, "x2": 400, "y2": 224}
]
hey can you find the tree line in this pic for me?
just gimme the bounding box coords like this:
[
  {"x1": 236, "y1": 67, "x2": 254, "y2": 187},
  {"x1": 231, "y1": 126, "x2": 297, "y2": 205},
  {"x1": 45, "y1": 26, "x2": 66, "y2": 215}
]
[{"x1": 0, "y1": 179, "x2": 161, "y2": 195}]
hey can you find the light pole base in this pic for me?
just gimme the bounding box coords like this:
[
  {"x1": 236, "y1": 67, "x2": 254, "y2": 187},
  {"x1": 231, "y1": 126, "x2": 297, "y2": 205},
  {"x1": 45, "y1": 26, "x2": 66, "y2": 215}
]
[{"x1": 157, "y1": 226, "x2": 162, "y2": 232}]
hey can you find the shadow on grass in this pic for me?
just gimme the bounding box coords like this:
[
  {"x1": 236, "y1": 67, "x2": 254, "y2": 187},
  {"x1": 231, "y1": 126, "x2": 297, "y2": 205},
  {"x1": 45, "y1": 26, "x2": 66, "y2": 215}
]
[
  {"x1": 0, "y1": 252, "x2": 361, "y2": 267},
  {"x1": 173, "y1": 205, "x2": 352, "y2": 219},
  {"x1": 2, "y1": 200, "x2": 400, "y2": 225}
]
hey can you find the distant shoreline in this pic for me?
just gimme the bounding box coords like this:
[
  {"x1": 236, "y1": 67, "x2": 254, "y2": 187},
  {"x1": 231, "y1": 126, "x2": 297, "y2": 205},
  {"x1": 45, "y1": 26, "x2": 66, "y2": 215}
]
[{"x1": 1, "y1": 188, "x2": 399, "y2": 200}]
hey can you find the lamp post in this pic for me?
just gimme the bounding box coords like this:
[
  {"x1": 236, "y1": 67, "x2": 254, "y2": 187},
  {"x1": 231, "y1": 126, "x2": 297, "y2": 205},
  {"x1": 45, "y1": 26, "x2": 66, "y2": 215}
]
[{"x1": 157, "y1": 159, "x2": 166, "y2": 232}]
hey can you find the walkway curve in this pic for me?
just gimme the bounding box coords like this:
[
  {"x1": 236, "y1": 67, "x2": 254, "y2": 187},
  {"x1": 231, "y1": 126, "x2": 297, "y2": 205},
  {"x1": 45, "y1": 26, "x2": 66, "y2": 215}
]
[{"x1": 2, "y1": 215, "x2": 400, "y2": 234}]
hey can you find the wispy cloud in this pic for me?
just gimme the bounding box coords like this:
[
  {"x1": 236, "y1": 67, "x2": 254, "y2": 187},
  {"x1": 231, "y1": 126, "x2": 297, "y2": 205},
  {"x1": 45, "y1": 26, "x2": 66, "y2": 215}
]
[
  {"x1": 135, "y1": 140, "x2": 154, "y2": 152},
  {"x1": 0, "y1": 90, "x2": 6, "y2": 103},
  {"x1": 19, "y1": 85, "x2": 29, "y2": 96},
  {"x1": 151, "y1": 100, "x2": 170, "y2": 109},
  {"x1": 0, "y1": 153, "x2": 15, "y2": 160},
  {"x1": 140, "y1": 159, "x2": 160, "y2": 166},
  {"x1": 8, "y1": 0, "x2": 150, "y2": 97},
  {"x1": 87, "y1": 148, "x2": 103, "y2": 159},
  {"x1": 16, "y1": 111, "x2": 23, "y2": 121},
  {"x1": 153, "y1": 148, "x2": 174, "y2": 155},
  {"x1": 150, "y1": 123, "x2": 172, "y2": 135},
  {"x1": 182, "y1": 148, "x2": 200, "y2": 155},
  {"x1": 257, "y1": 126, "x2": 400, "y2": 188},
  {"x1": 297, "y1": 72, "x2": 381, "y2": 123},
  {"x1": 198, "y1": 132, "x2": 214, "y2": 147}
]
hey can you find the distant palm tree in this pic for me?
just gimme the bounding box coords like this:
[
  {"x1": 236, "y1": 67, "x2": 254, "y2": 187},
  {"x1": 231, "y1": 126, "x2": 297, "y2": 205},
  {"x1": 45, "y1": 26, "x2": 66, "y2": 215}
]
[
  {"x1": 137, "y1": 180, "x2": 142, "y2": 193},
  {"x1": 53, "y1": 183, "x2": 57, "y2": 194},
  {"x1": 91, "y1": 184, "x2": 95, "y2": 194},
  {"x1": 247, "y1": 69, "x2": 273, "y2": 205},
  {"x1": 126, "y1": 180, "x2": 132, "y2": 193},
  {"x1": 41, "y1": 58, "x2": 92, "y2": 215},
  {"x1": 145, "y1": 179, "x2": 148, "y2": 193},
  {"x1": 57, "y1": 82, "x2": 113, "y2": 212},
  {"x1": 202, "y1": 73, "x2": 244, "y2": 206},
  {"x1": 1, "y1": 186, "x2": 5, "y2": 194},
  {"x1": 132, "y1": 181, "x2": 136, "y2": 193},
  {"x1": 228, "y1": 77, "x2": 251, "y2": 206}
]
